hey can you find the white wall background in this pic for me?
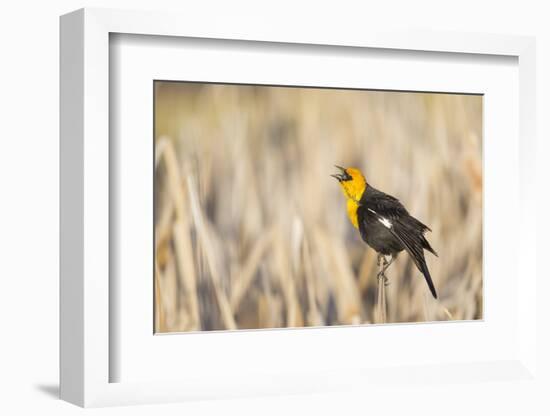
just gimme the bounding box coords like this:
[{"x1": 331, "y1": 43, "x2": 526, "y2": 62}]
[{"x1": 1, "y1": 1, "x2": 548, "y2": 414}]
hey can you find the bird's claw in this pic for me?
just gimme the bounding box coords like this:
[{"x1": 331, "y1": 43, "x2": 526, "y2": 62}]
[{"x1": 377, "y1": 271, "x2": 389, "y2": 286}]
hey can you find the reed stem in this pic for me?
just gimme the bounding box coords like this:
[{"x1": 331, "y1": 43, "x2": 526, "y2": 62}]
[{"x1": 376, "y1": 255, "x2": 388, "y2": 324}]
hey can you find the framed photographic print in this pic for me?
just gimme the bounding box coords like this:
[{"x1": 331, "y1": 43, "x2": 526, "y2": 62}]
[{"x1": 60, "y1": 8, "x2": 537, "y2": 408}]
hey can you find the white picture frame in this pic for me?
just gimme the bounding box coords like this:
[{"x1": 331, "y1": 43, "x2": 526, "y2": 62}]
[{"x1": 60, "y1": 7, "x2": 537, "y2": 407}]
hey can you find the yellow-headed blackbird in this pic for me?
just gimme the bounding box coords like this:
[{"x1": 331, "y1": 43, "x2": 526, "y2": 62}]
[{"x1": 332, "y1": 166, "x2": 438, "y2": 299}]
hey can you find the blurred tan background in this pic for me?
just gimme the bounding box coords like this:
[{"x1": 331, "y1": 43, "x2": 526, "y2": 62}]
[{"x1": 154, "y1": 81, "x2": 482, "y2": 333}]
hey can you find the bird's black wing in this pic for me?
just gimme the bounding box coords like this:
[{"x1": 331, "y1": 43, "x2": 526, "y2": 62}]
[
  {"x1": 361, "y1": 186, "x2": 408, "y2": 217},
  {"x1": 365, "y1": 188, "x2": 432, "y2": 232},
  {"x1": 364, "y1": 187, "x2": 437, "y2": 256}
]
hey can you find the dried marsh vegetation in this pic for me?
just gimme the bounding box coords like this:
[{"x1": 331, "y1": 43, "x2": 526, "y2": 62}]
[{"x1": 154, "y1": 82, "x2": 482, "y2": 333}]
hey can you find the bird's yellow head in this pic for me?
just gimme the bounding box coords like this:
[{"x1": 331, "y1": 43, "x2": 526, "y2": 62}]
[{"x1": 331, "y1": 166, "x2": 367, "y2": 202}]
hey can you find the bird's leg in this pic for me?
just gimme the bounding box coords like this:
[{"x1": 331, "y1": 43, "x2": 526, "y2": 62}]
[
  {"x1": 377, "y1": 253, "x2": 383, "y2": 267},
  {"x1": 377, "y1": 254, "x2": 388, "y2": 285},
  {"x1": 377, "y1": 254, "x2": 395, "y2": 286},
  {"x1": 380, "y1": 254, "x2": 395, "y2": 286}
]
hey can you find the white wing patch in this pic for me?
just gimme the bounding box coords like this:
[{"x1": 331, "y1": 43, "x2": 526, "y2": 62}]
[
  {"x1": 368, "y1": 208, "x2": 393, "y2": 229},
  {"x1": 379, "y1": 217, "x2": 393, "y2": 229}
]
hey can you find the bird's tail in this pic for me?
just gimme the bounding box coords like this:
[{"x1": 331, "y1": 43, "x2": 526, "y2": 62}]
[
  {"x1": 417, "y1": 253, "x2": 438, "y2": 299},
  {"x1": 389, "y1": 223, "x2": 438, "y2": 299}
]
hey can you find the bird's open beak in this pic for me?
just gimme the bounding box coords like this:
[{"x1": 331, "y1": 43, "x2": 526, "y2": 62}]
[{"x1": 331, "y1": 165, "x2": 347, "y2": 181}]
